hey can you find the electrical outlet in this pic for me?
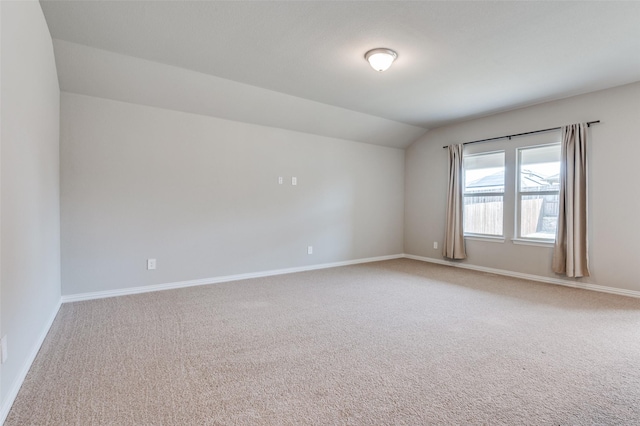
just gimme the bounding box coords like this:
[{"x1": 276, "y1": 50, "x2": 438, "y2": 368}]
[
  {"x1": 278, "y1": 176, "x2": 283, "y2": 185},
  {"x1": 433, "y1": 242, "x2": 438, "y2": 249},
  {"x1": 292, "y1": 177, "x2": 297, "y2": 186},
  {"x1": 147, "y1": 258, "x2": 156, "y2": 270},
  {"x1": 307, "y1": 246, "x2": 313, "y2": 255},
  {"x1": 1, "y1": 335, "x2": 8, "y2": 364}
]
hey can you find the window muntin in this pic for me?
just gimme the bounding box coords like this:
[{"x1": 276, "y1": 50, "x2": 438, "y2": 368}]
[
  {"x1": 463, "y1": 151, "x2": 505, "y2": 237},
  {"x1": 516, "y1": 144, "x2": 560, "y2": 240}
]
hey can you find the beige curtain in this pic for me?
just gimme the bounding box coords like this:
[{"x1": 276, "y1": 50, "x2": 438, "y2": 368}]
[
  {"x1": 443, "y1": 144, "x2": 466, "y2": 259},
  {"x1": 552, "y1": 123, "x2": 590, "y2": 277}
]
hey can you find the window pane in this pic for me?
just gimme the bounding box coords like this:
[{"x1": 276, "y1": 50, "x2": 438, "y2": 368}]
[
  {"x1": 519, "y1": 145, "x2": 560, "y2": 192},
  {"x1": 520, "y1": 194, "x2": 559, "y2": 239},
  {"x1": 464, "y1": 195, "x2": 503, "y2": 236},
  {"x1": 464, "y1": 151, "x2": 505, "y2": 194}
]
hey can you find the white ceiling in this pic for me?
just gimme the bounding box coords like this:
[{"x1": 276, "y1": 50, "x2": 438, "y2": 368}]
[
  {"x1": 52, "y1": 40, "x2": 426, "y2": 148},
  {"x1": 41, "y1": 1, "x2": 640, "y2": 148}
]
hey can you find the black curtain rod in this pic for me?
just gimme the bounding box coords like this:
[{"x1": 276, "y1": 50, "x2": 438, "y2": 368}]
[{"x1": 442, "y1": 120, "x2": 600, "y2": 149}]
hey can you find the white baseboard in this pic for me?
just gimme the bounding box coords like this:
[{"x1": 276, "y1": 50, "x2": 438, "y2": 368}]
[
  {"x1": 0, "y1": 300, "x2": 62, "y2": 425},
  {"x1": 403, "y1": 254, "x2": 640, "y2": 299},
  {"x1": 62, "y1": 253, "x2": 640, "y2": 303},
  {"x1": 61, "y1": 254, "x2": 405, "y2": 303}
]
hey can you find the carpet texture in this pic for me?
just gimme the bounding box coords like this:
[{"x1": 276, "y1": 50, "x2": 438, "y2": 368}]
[{"x1": 6, "y1": 259, "x2": 640, "y2": 425}]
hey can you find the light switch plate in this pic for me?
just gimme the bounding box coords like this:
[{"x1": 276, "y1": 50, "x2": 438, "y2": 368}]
[{"x1": 1, "y1": 335, "x2": 8, "y2": 364}]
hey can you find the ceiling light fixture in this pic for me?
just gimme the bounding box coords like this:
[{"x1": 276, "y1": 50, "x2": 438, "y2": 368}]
[{"x1": 364, "y1": 48, "x2": 398, "y2": 72}]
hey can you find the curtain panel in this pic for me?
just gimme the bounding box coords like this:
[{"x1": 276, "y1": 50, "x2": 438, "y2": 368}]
[
  {"x1": 552, "y1": 123, "x2": 590, "y2": 277},
  {"x1": 443, "y1": 144, "x2": 467, "y2": 260}
]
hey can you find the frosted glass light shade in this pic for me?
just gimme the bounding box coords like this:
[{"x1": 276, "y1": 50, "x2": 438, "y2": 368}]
[{"x1": 365, "y1": 48, "x2": 398, "y2": 72}]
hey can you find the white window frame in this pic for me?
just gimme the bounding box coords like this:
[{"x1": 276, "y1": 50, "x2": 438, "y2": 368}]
[
  {"x1": 515, "y1": 143, "x2": 560, "y2": 242},
  {"x1": 463, "y1": 150, "x2": 505, "y2": 238}
]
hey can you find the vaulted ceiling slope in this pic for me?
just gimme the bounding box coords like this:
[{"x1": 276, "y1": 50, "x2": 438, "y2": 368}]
[
  {"x1": 52, "y1": 40, "x2": 425, "y2": 148},
  {"x1": 41, "y1": 1, "x2": 640, "y2": 148}
]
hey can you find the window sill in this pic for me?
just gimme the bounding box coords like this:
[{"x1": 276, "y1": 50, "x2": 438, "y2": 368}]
[
  {"x1": 511, "y1": 238, "x2": 554, "y2": 247},
  {"x1": 464, "y1": 235, "x2": 505, "y2": 243}
]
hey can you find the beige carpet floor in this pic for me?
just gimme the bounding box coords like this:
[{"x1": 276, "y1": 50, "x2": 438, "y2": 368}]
[{"x1": 6, "y1": 259, "x2": 640, "y2": 425}]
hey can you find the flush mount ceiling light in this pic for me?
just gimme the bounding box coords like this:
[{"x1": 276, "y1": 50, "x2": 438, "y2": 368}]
[{"x1": 364, "y1": 48, "x2": 398, "y2": 72}]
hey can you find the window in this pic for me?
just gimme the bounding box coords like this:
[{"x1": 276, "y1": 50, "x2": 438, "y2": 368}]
[
  {"x1": 463, "y1": 151, "x2": 505, "y2": 237},
  {"x1": 516, "y1": 144, "x2": 560, "y2": 240}
]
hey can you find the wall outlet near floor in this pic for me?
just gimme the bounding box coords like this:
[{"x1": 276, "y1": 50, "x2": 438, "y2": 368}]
[
  {"x1": 307, "y1": 246, "x2": 313, "y2": 255},
  {"x1": 1, "y1": 335, "x2": 8, "y2": 364},
  {"x1": 291, "y1": 177, "x2": 297, "y2": 186},
  {"x1": 278, "y1": 176, "x2": 283, "y2": 185},
  {"x1": 433, "y1": 241, "x2": 438, "y2": 249},
  {"x1": 147, "y1": 258, "x2": 157, "y2": 270}
]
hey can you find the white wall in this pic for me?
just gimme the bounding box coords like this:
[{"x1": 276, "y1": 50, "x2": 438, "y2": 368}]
[
  {"x1": 405, "y1": 82, "x2": 640, "y2": 292},
  {"x1": 0, "y1": 0, "x2": 61, "y2": 417},
  {"x1": 61, "y1": 93, "x2": 405, "y2": 296}
]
